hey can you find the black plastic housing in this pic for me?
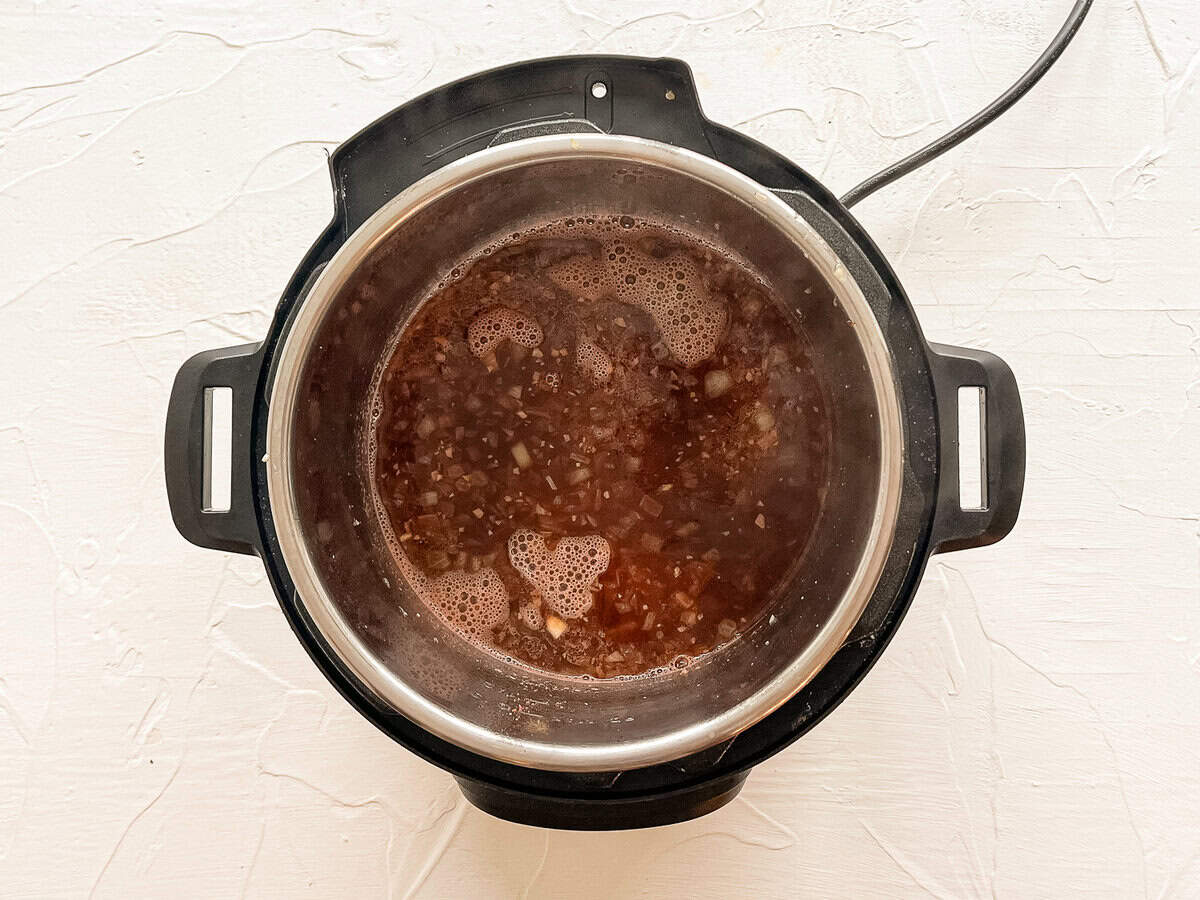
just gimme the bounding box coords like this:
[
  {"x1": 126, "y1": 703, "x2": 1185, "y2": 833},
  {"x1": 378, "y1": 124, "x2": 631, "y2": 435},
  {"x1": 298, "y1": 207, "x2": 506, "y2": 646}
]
[{"x1": 164, "y1": 56, "x2": 1025, "y2": 830}]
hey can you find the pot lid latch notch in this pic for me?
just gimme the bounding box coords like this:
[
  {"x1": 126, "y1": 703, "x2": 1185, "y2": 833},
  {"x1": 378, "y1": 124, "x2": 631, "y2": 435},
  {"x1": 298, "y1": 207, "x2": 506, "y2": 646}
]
[{"x1": 584, "y1": 69, "x2": 613, "y2": 132}]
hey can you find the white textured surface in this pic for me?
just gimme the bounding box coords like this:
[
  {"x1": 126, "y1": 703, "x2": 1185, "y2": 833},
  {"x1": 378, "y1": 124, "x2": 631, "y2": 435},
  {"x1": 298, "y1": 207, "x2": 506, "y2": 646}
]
[{"x1": 2, "y1": 1, "x2": 1198, "y2": 896}]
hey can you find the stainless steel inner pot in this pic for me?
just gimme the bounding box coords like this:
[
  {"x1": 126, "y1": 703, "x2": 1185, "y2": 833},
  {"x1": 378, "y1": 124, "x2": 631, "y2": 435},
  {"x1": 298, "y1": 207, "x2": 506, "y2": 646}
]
[{"x1": 265, "y1": 134, "x2": 903, "y2": 772}]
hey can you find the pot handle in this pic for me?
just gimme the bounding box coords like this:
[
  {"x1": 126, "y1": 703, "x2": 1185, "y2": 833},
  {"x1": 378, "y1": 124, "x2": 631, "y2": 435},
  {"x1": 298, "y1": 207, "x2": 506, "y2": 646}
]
[
  {"x1": 928, "y1": 342, "x2": 1026, "y2": 553},
  {"x1": 164, "y1": 343, "x2": 263, "y2": 556}
]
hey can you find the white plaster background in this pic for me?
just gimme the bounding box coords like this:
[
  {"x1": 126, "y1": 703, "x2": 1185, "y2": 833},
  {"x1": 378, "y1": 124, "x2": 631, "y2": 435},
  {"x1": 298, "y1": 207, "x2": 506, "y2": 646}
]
[{"x1": 1, "y1": 0, "x2": 1197, "y2": 896}]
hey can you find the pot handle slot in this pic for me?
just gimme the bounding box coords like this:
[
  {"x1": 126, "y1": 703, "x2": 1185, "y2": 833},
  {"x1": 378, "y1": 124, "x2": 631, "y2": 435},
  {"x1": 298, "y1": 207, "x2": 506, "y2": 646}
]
[
  {"x1": 164, "y1": 343, "x2": 263, "y2": 556},
  {"x1": 928, "y1": 342, "x2": 1026, "y2": 553}
]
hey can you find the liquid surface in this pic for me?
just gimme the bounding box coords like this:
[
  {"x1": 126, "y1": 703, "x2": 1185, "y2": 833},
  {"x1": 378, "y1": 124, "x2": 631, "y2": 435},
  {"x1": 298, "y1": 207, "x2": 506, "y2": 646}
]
[{"x1": 370, "y1": 216, "x2": 830, "y2": 678}]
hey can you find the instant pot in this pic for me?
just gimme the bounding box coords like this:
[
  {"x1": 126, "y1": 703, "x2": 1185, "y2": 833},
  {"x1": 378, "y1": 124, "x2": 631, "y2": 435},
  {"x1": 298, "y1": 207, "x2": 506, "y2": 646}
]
[{"x1": 165, "y1": 56, "x2": 1025, "y2": 829}]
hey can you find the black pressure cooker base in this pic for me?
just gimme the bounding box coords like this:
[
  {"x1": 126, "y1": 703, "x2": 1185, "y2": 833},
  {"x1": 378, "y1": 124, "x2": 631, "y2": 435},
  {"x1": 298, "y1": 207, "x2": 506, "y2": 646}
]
[
  {"x1": 165, "y1": 55, "x2": 1025, "y2": 829},
  {"x1": 456, "y1": 771, "x2": 750, "y2": 831}
]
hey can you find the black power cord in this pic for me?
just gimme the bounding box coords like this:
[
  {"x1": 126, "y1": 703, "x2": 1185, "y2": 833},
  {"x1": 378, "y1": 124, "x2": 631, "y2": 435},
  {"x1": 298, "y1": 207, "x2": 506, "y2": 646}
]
[{"x1": 840, "y1": 0, "x2": 1093, "y2": 208}]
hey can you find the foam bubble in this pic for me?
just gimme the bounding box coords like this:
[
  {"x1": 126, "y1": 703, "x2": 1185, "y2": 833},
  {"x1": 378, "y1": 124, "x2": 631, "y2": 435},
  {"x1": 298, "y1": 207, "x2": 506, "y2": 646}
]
[
  {"x1": 423, "y1": 568, "x2": 511, "y2": 642},
  {"x1": 507, "y1": 529, "x2": 611, "y2": 619},
  {"x1": 467, "y1": 306, "x2": 544, "y2": 360},
  {"x1": 575, "y1": 337, "x2": 613, "y2": 384},
  {"x1": 518, "y1": 599, "x2": 545, "y2": 630},
  {"x1": 547, "y1": 240, "x2": 727, "y2": 367},
  {"x1": 376, "y1": 514, "x2": 511, "y2": 646},
  {"x1": 545, "y1": 255, "x2": 609, "y2": 302}
]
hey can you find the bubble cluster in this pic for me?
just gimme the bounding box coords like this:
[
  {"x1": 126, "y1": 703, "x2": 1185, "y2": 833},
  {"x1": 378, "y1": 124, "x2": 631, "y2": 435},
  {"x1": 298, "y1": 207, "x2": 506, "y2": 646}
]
[
  {"x1": 548, "y1": 239, "x2": 727, "y2": 367},
  {"x1": 374, "y1": 502, "x2": 510, "y2": 646},
  {"x1": 423, "y1": 568, "x2": 511, "y2": 642},
  {"x1": 547, "y1": 256, "x2": 609, "y2": 301},
  {"x1": 518, "y1": 599, "x2": 545, "y2": 630},
  {"x1": 575, "y1": 337, "x2": 613, "y2": 384},
  {"x1": 467, "y1": 306, "x2": 544, "y2": 359},
  {"x1": 507, "y1": 529, "x2": 611, "y2": 619}
]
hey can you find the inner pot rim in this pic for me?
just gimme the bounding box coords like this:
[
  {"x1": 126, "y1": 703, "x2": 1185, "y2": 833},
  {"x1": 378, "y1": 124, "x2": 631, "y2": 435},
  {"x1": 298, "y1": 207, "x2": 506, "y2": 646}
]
[{"x1": 265, "y1": 133, "x2": 904, "y2": 772}]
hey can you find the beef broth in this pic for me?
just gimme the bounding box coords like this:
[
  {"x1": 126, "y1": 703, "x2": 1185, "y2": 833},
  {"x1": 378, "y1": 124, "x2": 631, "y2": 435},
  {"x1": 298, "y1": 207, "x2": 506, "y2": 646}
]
[{"x1": 369, "y1": 216, "x2": 831, "y2": 678}]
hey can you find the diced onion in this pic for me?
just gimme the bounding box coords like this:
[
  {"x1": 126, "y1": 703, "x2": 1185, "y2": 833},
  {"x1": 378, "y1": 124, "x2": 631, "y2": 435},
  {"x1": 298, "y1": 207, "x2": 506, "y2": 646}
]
[
  {"x1": 639, "y1": 494, "x2": 663, "y2": 518},
  {"x1": 704, "y1": 369, "x2": 733, "y2": 398},
  {"x1": 640, "y1": 532, "x2": 664, "y2": 553},
  {"x1": 510, "y1": 441, "x2": 533, "y2": 469},
  {"x1": 566, "y1": 466, "x2": 592, "y2": 486},
  {"x1": 545, "y1": 615, "x2": 568, "y2": 639}
]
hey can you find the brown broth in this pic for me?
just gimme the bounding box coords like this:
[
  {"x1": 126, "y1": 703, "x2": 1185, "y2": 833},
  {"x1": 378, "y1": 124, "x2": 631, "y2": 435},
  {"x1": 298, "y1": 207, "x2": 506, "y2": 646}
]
[{"x1": 369, "y1": 216, "x2": 830, "y2": 678}]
